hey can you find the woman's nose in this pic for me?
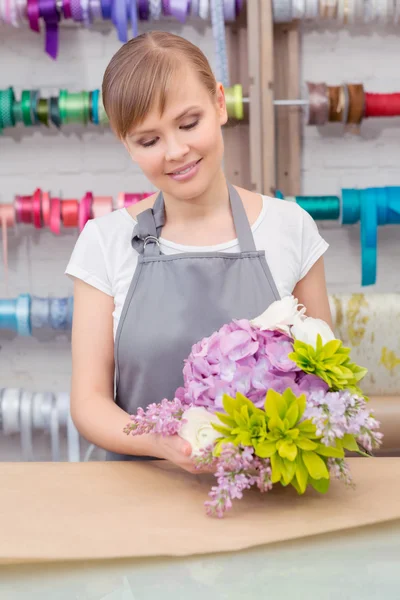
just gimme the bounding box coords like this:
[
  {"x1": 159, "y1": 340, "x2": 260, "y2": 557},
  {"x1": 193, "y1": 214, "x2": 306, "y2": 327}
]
[{"x1": 165, "y1": 137, "x2": 190, "y2": 162}]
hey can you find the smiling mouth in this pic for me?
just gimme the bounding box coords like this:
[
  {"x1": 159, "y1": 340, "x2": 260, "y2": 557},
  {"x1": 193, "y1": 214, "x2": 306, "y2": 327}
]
[{"x1": 167, "y1": 159, "x2": 202, "y2": 175}]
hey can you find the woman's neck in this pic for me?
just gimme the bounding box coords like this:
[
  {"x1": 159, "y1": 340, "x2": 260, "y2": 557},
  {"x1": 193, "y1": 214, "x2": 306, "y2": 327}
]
[{"x1": 162, "y1": 169, "x2": 229, "y2": 227}]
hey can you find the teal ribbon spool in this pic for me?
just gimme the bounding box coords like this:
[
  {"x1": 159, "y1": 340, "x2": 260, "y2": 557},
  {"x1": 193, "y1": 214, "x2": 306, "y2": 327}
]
[{"x1": 274, "y1": 191, "x2": 340, "y2": 220}]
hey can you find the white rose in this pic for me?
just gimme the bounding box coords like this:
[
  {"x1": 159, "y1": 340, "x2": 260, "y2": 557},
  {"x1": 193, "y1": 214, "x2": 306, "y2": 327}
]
[
  {"x1": 250, "y1": 295, "x2": 306, "y2": 334},
  {"x1": 179, "y1": 407, "x2": 221, "y2": 457},
  {"x1": 291, "y1": 315, "x2": 336, "y2": 348}
]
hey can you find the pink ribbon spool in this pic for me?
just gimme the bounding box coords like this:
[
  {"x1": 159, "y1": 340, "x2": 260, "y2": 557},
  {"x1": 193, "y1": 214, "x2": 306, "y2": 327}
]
[
  {"x1": 49, "y1": 197, "x2": 61, "y2": 235},
  {"x1": 78, "y1": 192, "x2": 93, "y2": 231},
  {"x1": 92, "y1": 196, "x2": 113, "y2": 219}
]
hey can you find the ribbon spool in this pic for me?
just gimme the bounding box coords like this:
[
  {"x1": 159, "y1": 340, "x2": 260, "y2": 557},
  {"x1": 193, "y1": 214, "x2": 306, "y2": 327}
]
[
  {"x1": 0, "y1": 204, "x2": 16, "y2": 294},
  {"x1": 61, "y1": 199, "x2": 79, "y2": 228},
  {"x1": 0, "y1": 388, "x2": 81, "y2": 462},
  {"x1": 79, "y1": 192, "x2": 93, "y2": 231},
  {"x1": 225, "y1": 84, "x2": 244, "y2": 121},
  {"x1": 92, "y1": 196, "x2": 113, "y2": 218},
  {"x1": 0, "y1": 294, "x2": 31, "y2": 336}
]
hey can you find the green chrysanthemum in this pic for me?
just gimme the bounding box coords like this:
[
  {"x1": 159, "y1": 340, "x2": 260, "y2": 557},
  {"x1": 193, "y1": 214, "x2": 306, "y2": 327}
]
[
  {"x1": 212, "y1": 389, "x2": 345, "y2": 494},
  {"x1": 288, "y1": 334, "x2": 367, "y2": 393}
]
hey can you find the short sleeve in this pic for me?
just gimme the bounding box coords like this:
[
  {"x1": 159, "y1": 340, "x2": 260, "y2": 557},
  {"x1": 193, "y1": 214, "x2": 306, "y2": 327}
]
[
  {"x1": 65, "y1": 220, "x2": 113, "y2": 296},
  {"x1": 299, "y1": 207, "x2": 329, "y2": 280}
]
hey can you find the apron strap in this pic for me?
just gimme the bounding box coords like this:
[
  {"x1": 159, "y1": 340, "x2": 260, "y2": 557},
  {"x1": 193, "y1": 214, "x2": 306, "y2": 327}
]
[
  {"x1": 228, "y1": 183, "x2": 257, "y2": 252},
  {"x1": 131, "y1": 192, "x2": 165, "y2": 256},
  {"x1": 132, "y1": 183, "x2": 257, "y2": 255}
]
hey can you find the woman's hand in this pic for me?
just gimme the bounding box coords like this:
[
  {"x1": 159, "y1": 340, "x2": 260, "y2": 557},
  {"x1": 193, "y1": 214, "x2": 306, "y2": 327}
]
[{"x1": 151, "y1": 434, "x2": 215, "y2": 475}]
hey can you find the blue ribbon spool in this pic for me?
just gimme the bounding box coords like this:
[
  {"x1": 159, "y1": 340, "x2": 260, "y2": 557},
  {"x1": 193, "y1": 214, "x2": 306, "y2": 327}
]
[
  {"x1": 31, "y1": 296, "x2": 50, "y2": 329},
  {"x1": 49, "y1": 297, "x2": 69, "y2": 330},
  {"x1": 0, "y1": 295, "x2": 32, "y2": 336}
]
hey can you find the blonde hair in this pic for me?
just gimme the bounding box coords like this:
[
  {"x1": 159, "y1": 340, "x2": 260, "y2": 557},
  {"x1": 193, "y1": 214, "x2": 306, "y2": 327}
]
[{"x1": 102, "y1": 31, "x2": 218, "y2": 139}]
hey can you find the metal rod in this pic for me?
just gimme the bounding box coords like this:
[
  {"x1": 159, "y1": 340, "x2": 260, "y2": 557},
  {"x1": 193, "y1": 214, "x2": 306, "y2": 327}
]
[{"x1": 241, "y1": 98, "x2": 309, "y2": 106}]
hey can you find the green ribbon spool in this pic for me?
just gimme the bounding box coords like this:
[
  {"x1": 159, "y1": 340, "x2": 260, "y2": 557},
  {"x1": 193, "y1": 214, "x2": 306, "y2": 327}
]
[
  {"x1": 225, "y1": 84, "x2": 244, "y2": 121},
  {"x1": 98, "y1": 93, "x2": 109, "y2": 125},
  {"x1": 59, "y1": 91, "x2": 90, "y2": 125},
  {"x1": 12, "y1": 101, "x2": 23, "y2": 125},
  {"x1": 37, "y1": 98, "x2": 49, "y2": 126},
  {"x1": 21, "y1": 90, "x2": 34, "y2": 126},
  {"x1": 0, "y1": 88, "x2": 15, "y2": 131}
]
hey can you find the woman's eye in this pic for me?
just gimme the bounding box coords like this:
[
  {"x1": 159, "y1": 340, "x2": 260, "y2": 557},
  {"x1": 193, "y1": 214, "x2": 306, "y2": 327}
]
[
  {"x1": 181, "y1": 120, "x2": 199, "y2": 130},
  {"x1": 141, "y1": 139, "x2": 157, "y2": 148}
]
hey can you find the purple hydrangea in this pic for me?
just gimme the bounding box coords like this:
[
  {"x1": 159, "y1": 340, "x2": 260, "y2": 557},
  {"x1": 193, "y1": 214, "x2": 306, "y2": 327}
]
[{"x1": 175, "y1": 319, "x2": 328, "y2": 410}]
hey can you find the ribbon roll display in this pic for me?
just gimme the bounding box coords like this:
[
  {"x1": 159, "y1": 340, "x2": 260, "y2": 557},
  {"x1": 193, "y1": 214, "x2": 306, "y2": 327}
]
[
  {"x1": 272, "y1": 0, "x2": 400, "y2": 24},
  {"x1": 275, "y1": 187, "x2": 400, "y2": 286},
  {"x1": 0, "y1": 85, "x2": 246, "y2": 133},
  {"x1": 3, "y1": 83, "x2": 400, "y2": 134},
  {"x1": 0, "y1": 0, "x2": 243, "y2": 79}
]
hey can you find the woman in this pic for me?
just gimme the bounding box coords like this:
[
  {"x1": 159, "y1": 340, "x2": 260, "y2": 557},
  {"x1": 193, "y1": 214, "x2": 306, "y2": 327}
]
[{"x1": 65, "y1": 31, "x2": 332, "y2": 471}]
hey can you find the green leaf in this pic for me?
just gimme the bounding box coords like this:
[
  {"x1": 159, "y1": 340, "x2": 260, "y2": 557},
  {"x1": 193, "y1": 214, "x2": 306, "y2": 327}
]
[
  {"x1": 316, "y1": 334, "x2": 323, "y2": 352},
  {"x1": 281, "y1": 458, "x2": 296, "y2": 485},
  {"x1": 297, "y1": 419, "x2": 318, "y2": 437},
  {"x1": 320, "y1": 339, "x2": 342, "y2": 358},
  {"x1": 233, "y1": 409, "x2": 247, "y2": 429},
  {"x1": 285, "y1": 402, "x2": 299, "y2": 429},
  {"x1": 302, "y1": 451, "x2": 329, "y2": 480},
  {"x1": 316, "y1": 443, "x2": 345, "y2": 458},
  {"x1": 291, "y1": 478, "x2": 303, "y2": 494},
  {"x1": 270, "y1": 453, "x2": 283, "y2": 483},
  {"x1": 339, "y1": 434, "x2": 359, "y2": 452},
  {"x1": 236, "y1": 392, "x2": 260, "y2": 415},
  {"x1": 235, "y1": 431, "x2": 252, "y2": 446},
  {"x1": 277, "y1": 440, "x2": 298, "y2": 462},
  {"x1": 222, "y1": 394, "x2": 238, "y2": 417},
  {"x1": 295, "y1": 454, "x2": 308, "y2": 494},
  {"x1": 211, "y1": 423, "x2": 233, "y2": 436},
  {"x1": 297, "y1": 394, "x2": 307, "y2": 420},
  {"x1": 268, "y1": 416, "x2": 285, "y2": 432},
  {"x1": 215, "y1": 412, "x2": 236, "y2": 428},
  {"x1": 255, "y1": 441, "x2": 277, "y2": 458},
  {"x1": 309, "y1": 476, "x2": 330, "y2": 494},
  {"x1": 296, "y1": 437, "x2": 318, "y2": 451},
  {"x1": 264, "y1": 389, "x2": 284, "y2": 420}
]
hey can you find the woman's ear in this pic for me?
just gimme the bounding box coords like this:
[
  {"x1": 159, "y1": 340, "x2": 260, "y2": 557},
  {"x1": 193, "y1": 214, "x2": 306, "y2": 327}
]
[{"x1": 216, "y1": 82, "x2": 228, "y2": 125}]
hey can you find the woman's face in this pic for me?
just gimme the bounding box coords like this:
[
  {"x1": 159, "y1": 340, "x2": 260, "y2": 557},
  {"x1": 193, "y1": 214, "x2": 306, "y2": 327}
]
[{"x1": 124, "y1": 69, "x2": 228, "y2": 199}]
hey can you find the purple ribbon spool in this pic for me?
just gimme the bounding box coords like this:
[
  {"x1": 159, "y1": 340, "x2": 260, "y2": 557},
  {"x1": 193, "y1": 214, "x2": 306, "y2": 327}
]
[
  {"x1": 169, "y1": 0, "x2": 189, "y2": 22},
  {"x1": 138, "y1": 0, "x2": 149, "y2": 18},
  {"x1": 38, "y1": 0, "x2": 60, "y2": 59}
]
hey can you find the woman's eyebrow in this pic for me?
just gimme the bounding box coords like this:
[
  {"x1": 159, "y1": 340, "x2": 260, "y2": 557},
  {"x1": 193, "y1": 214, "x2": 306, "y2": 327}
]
[{"x1": 132, "y1": 106, "x2": 202, "y2": 136}]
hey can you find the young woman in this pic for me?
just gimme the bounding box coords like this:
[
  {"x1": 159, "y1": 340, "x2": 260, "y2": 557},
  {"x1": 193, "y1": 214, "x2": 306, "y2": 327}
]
[{"x1": 65, "y1": 31, "x2": 332, "y2": 471}]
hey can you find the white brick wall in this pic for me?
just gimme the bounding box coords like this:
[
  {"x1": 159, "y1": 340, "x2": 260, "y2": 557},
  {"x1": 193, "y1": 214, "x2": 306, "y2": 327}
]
[{"x1": 0, "y1": 20, "x2": 398, "y2": 459}]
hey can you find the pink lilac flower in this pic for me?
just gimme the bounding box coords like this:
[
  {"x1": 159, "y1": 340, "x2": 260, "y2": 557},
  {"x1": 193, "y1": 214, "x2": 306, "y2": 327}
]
[
  {"x1": 304, "y1": 390, "x2": 383, "y2": 451},
  {"x1": 124, "y1": 397, "x2": 188, "y2": 437},
  {"x1": 195, "y1": 444, "x2": 272, "y2": 518}
]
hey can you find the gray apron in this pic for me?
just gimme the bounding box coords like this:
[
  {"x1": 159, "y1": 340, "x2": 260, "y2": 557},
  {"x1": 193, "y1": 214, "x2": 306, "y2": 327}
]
[{"x1": 107, "y1": 183, "x2": 280, "y2": 461}]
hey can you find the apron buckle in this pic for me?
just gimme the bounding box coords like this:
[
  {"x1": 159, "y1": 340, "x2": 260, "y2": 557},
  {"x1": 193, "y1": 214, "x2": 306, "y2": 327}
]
[{"x1": 143, "y1": 235, "x2": 160, "y2": 248}]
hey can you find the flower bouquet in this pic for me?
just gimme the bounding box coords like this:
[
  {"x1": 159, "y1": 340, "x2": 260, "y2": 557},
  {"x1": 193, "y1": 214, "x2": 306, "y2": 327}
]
[{"x1": 124, "y1": 296, "x2": 383, "y2": 517}]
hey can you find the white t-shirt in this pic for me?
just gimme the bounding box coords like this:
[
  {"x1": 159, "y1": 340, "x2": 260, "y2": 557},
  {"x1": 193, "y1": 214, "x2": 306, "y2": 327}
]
[{"x1": 65, "y1": 195, "x2": 329, "y2": 338}]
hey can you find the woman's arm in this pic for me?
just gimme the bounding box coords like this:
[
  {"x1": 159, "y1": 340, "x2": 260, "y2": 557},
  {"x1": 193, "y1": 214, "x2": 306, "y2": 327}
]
[
  {"x1": 70, "y1": 279, "x2": 198, "y2": 468},
  {"x1": 292, "y1": 256, "x2": 334, "y2": 329},
  {"x1": 70, "y1": 279, "x2": 158, "y2": 456}
]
